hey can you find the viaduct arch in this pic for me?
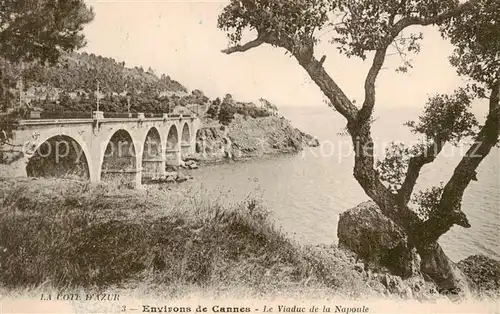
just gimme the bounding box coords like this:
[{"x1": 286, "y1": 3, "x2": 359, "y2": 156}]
[{"x1": 26, "y1": 135, "x2": 91, "y2": 179}]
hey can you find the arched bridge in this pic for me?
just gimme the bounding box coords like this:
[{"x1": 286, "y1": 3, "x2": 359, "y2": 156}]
[{"x1": 6, "y1": 112, "x2": 201, "y2": 188}]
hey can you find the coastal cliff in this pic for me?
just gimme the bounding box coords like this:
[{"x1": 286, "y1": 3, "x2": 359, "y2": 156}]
[{"x1": 193, "y1": 114, "x2": 319, "y2": 162}]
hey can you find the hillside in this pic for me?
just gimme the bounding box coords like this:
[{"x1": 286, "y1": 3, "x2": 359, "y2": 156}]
[
  {"x1": 22, "y1": 52, "x2": 187, "y2": 94},
  {"x1": 0, "y1": 52, "x2": 209, "y2": 116},
  {"x1": 0, "y1": 50, "x2": 321, "y2": 173}
]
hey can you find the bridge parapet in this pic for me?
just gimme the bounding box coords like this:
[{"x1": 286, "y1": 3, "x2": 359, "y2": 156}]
[{"x1": 14, "y1": 113, "x2": 196, "y2": 125}]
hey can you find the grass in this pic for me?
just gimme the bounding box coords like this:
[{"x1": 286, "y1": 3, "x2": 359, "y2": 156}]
[{"x1": 0, "y1": 178, "x2": 443, "y2": 301}]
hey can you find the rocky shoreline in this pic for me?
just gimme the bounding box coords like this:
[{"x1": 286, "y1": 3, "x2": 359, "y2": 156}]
[
  {"x1": 192, "y1": 114, "x2": 319, "y2": 162},
  {"x1": 458, "y1": 255, "x2": 500, "y2": 297},
  {"x1": 4, "y1": 110, "x2": 496, "y2": 300},
  {"x1": 337, "y1": 201, "x2": 500, "y2": 299}
]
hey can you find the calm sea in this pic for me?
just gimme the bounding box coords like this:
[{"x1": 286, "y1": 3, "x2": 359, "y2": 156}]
[{"x1": 186, "y1": 105, "x2": 499, "y2": 262}]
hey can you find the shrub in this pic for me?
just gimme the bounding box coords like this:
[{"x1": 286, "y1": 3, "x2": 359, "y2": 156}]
[{"x1": 218, "y1": 103, "x2": 236, "y2": 126}]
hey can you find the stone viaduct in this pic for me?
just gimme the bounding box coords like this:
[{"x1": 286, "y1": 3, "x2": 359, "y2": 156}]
[{"x1": 5, "y1": 112, "x2": 201, "y2": 188}]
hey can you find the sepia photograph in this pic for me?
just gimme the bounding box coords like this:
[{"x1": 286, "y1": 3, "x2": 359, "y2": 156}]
[{"x1": 0, "y1": 0, "x2": 499, "y2": 313}]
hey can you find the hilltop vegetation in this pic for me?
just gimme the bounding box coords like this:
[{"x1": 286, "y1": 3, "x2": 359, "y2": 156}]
[
  {"x1": 23, "y1": 52, "x2": 187, "y2": 94},
  {"x1": 1, "y1": 52, "x2": 278, "y2": 122},
  {"x1": 1, "y1": 52, "x2": 209, "y2": 115}
]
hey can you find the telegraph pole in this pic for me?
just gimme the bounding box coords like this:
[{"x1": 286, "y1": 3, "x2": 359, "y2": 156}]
[
  {"x1": 127, "y1": 95, "x2": 131, "y2": 116},
  {"x1": 1, "y1": 57, "x2": 7, "y2": 112},
  {"x1": 18, "y1": 77, "x2": 24, "y2": 107},
  {"x1": 96, "y1": 80, "x2": 100, "y2": 112}
]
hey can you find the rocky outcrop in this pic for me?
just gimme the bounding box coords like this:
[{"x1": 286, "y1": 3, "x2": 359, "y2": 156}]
[
  {"x1": 194, "y1": 126, "x2": 232, "y2": 161},
  {"x1": 149, "y1": 171, "x2": 193, "y2": 184},
  {"x1": 183, "y1": 160, "x2": 199, "y2": 169},
  {"x1": 337, "y1": 201, "x2": 473, "y2": 298},
  {"x1": 458, "y1": 255, "x2": 500, "y2": 296},
  {"x1": 337, "y1": 201, "x2": 420, "y2": 278},
  {"x1": 372, "y1": 270, "x2": 438, "y2": 299},
  {"x1": 313, "y1": 244, "x2": 439, "y2": 300},
  {"x1": 194, "y1": 115, "x2": 318, "y2": 161},
  {"x1": 229, "y1": 114, "x2": 317, "y2": 155}
]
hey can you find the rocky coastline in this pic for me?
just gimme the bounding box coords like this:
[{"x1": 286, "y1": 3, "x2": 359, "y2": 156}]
[
  {"x1": 192, "y1": 114, "x2": 319, "y2": 162},
  {"x1": 337, "y1": 201, "x2": 500, "y2": 299}
]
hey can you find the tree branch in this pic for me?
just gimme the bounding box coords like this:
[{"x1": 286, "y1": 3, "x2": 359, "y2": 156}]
[
  {"x1": 218, "y1": 20, "x2": 423, "y2": 231},
  {"x1": 415, "y1": 77, "x2": 500, "y2": 244},
  {"x1": 294, "y1": 51, "x2": 358, "y2": 122},
  {"x1": 221, "y1": 38, "x2": 265, "y2": 54},
  {"x1": 222, "y1": 32, "x2": 359, "y2": 123},
  {"x1": 347, "y1": 120, "x2": 418, "y2": 229},
  {"x1": 392, "y1": 39, "x2": 408, "y2": 63},
  {"x1": 359, "y1": 47, "x2": 388, "y2": 122},
  {"x1": 319, "y1": 55, "x2": 326, "y2": 67},
  {"x1": 358, "y1": 0, "x2": 481, "y2": 198},
  {"x1": 397, "y1": 138, "x2": 446, "y2": 205},
  {"x1": 391, "y1": 0, "x2": 480, "y2": 37}
]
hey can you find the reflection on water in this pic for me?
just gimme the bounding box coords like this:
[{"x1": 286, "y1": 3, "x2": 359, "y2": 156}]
[{"x1": 186, "y1": 106, "x2": 499, "y2": 262}]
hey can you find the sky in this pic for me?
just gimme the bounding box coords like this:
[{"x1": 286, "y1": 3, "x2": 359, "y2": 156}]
[{"x1": 81, "y1": 0, "x2": 475, "y2": 114}]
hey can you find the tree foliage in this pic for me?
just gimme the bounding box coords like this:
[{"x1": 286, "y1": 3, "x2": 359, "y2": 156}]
[
  {"x1": 411, "y1": 184, "x2": 445, "y2": 221},
  {"x1": 206, "y1": 94, "x2": 273, "y2": 124},
  {"x1": 218, "y1": 101, "x2": 236, "y2": 126},
  {"x1": 218, "y1": 0, "x2": 473, "y2": 69},
  {"x1": 331, "y1": 0, "x2": 458, "y2": 59},
  {"x1": 258, "y1": 97, "x2": 278, "y2": 113},
  {"x1": 206, "y1": 97, "x2": 221, "y2": 119},
  {"x1": 218, "y1": 0, "x2": 331, "y2": 49},
  {"x1": 2, "y1": 52, "x2": 192, "y2": 114},
  {"x1": 440, "y1": 0, "x2": 500, "y2": 93},
  {"x1": 376, "y1": 141, "x2": 426, "y2": 193},
  {"x1": 0, "y1": 0, "x2": 94, "y2": 64},
  {"x1": 0, "y1": 0, "x2": 94, "y2": 112},
  {"x1": 404, "y1": 89, "x2": 478, "y2": 145}
]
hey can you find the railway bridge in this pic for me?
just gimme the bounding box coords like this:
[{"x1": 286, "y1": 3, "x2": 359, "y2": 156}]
[{"x1": 3, "y1": 112, "x2": 201, "y2": 188}]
